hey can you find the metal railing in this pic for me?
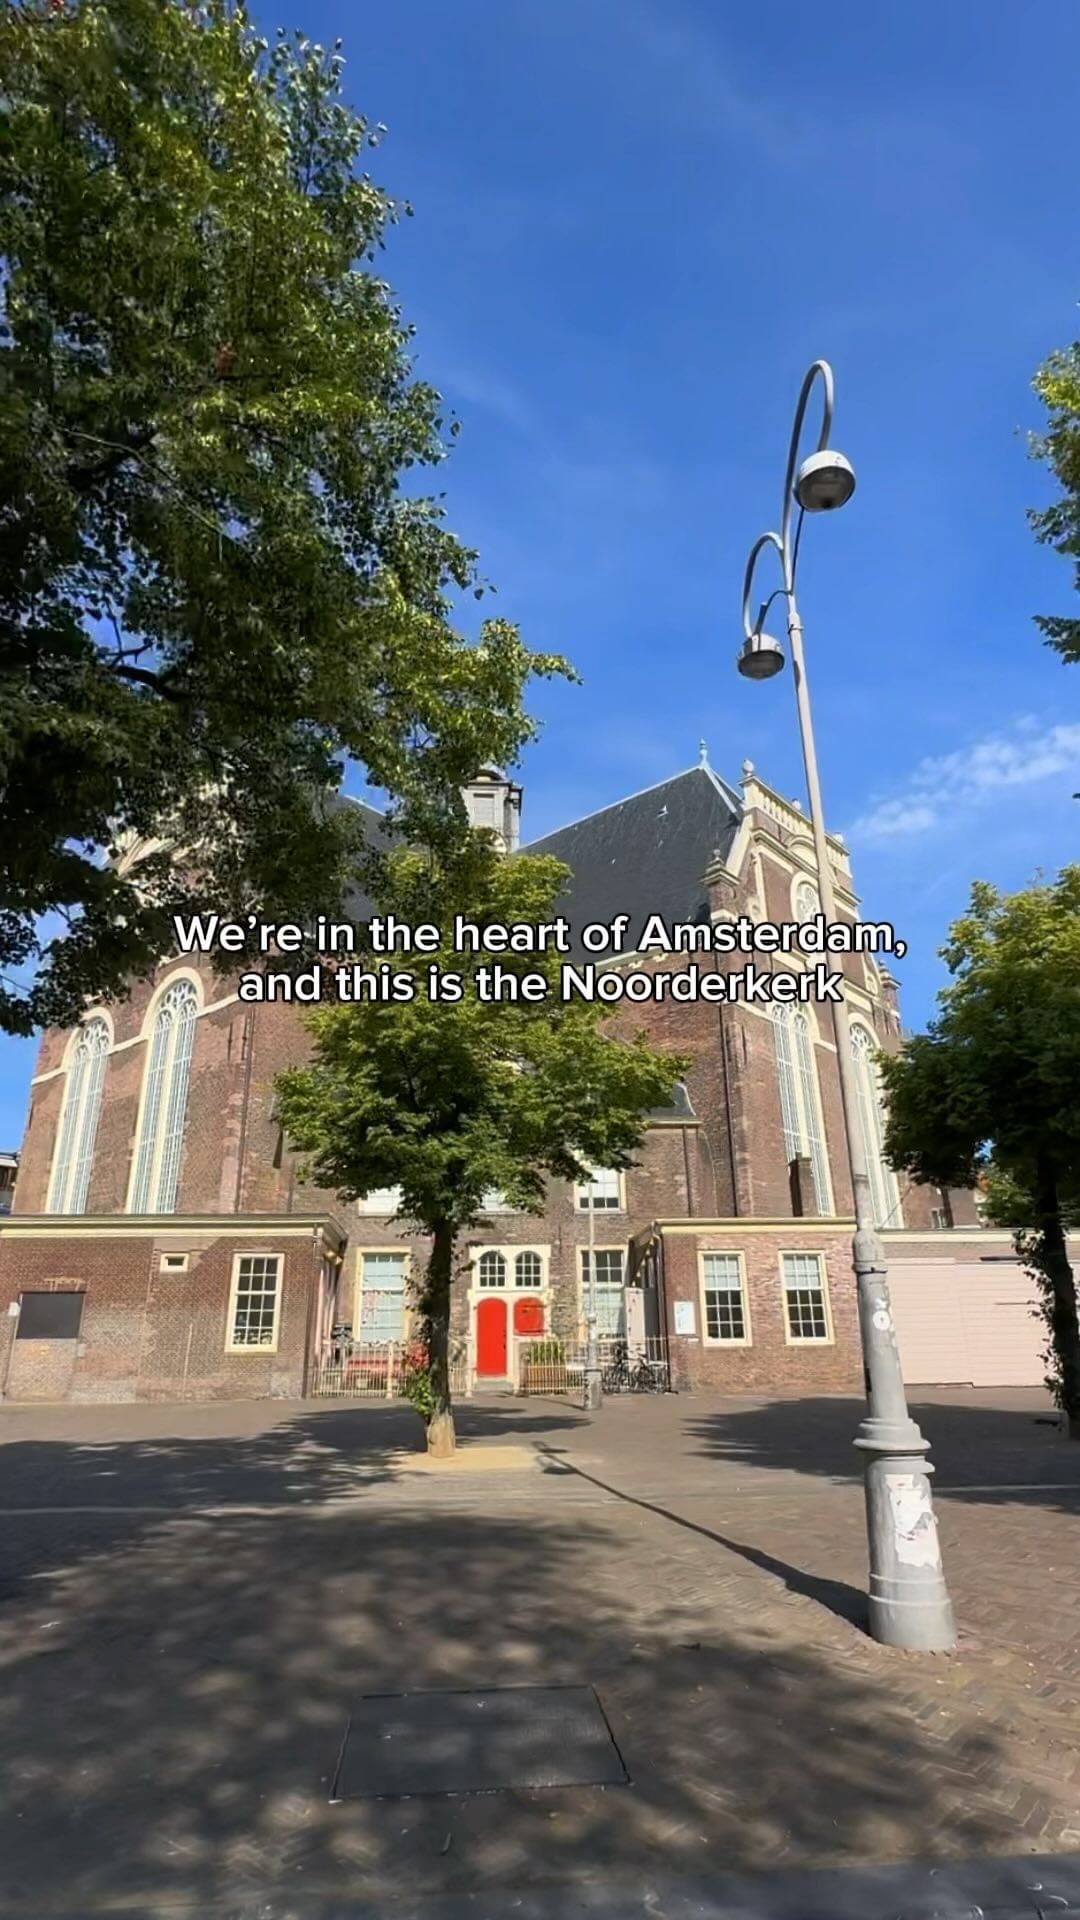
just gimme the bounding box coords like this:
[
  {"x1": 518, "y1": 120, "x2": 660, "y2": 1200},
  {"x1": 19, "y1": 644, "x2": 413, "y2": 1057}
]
[
  {"x1": 308, "y1": 1339, "x2": 469, "y2": 1400},
  {"x1": 518, "y1": 1336, "x2": 670, "y2": 1397}
]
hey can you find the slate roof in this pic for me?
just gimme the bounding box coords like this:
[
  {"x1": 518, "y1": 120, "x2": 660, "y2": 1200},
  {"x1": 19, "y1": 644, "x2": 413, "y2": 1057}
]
[
  {"x1": 330, "y1": 793, "x2": 395, "y2": 921},
  {"x1": 523, "y1": 764, "x2": 742, "y2": 961},
  {"x1": 335, "y1": 763, "x2": 743, "y2": 961}
]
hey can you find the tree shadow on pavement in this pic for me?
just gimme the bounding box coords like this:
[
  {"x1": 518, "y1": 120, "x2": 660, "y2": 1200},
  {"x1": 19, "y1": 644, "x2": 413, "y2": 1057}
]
[
  {"x1": 0, "y1": 1447, "x2": 1016, "y2": 1916},
  {"x1": 535, "y1": 1445, "x2": 868, "y2": 1630},
  {"x1": 0, "y1": 1401, "x2": 582, "y2": 1605},
  {"x1": 684, "y1": 1393, "x2": 1080, "y2": 1515}
]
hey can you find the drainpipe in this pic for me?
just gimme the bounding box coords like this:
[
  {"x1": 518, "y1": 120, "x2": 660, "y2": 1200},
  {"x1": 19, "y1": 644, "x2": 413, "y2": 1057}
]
[
  {"x1": 680, "y1": 1123, "x2": 695, "y2": 1216},
  {"x1": 302, "y1": 1228, "x2": 323, "y2": 1397},
  {"x1": 232, "y1": 1007, "x2": 257, "y2": 1215},
  {"x1": 714, "y1": 953, "x2": 740, "y2": 1216}
]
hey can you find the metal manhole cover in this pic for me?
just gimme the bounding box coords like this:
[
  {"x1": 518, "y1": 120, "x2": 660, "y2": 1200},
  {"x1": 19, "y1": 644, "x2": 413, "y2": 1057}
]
[{"x1": 331, "y1": 1684, "x2": 628, "y2": 1799}]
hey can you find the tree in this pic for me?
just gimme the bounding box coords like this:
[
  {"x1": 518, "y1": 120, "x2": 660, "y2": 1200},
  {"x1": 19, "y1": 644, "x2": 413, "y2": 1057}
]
[
  {"x1": 879, "y1": 870, "x2": 1080, "y2": 1434},
  {"x1": 274, "y1": 840, "x2": 687, "y2": 1456},
  {"x1": 1030, "y1": 335, "x2": 1080, "y2": 662},
  {"x1": 0, "y1": 0, "x2": 566, "y2": 1034}
]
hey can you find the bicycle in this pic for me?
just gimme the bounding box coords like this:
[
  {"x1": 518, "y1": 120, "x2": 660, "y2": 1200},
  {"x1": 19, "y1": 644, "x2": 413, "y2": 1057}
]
[{"x1": 600, "y1": 1343, "x2": 668, "y2": 1393}]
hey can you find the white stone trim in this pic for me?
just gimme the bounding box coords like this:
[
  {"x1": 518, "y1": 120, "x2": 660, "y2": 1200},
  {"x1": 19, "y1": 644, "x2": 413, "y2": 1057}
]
[
  {"x1": 697, "y1": 1249, "x2": 752, "y2": 1347},
  {"x1": 224, "y1": 1250, "x2": 284, "y2": 1354}
]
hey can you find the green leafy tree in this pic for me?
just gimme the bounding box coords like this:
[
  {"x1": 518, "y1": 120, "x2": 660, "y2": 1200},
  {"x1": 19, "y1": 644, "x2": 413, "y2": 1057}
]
[
  {"x1": 1031, "y1": 335, "x2": 1080, "y2": 662},
  {"x1": 879, "y1": 871, "x2": 1080, "y2": 1433},
  {"x1": 275, "y1": 841, "x2": 687, "y2": 1456},
  {"x1": 0, "y1": 0, "x2": 566, "y2": 1034}
]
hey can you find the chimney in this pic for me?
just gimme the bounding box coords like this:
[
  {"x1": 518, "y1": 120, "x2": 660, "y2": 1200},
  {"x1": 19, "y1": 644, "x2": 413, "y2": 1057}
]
[
  {"x1": 789, "y1": 1154, "x2": 820, "y2": 1218},
  {"x1": 463, "y1": 767, "x2": 522, "y2": 852}
]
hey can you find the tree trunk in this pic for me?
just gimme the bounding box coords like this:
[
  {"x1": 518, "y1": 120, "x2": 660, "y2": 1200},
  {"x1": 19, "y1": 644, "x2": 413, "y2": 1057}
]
[
  {"x1": 1035, "y1": 1156, "x2": 1080, "y2": 1438},
  {"x1": 422, "y1": 1219, "x2": 456, "y2": 1457}
]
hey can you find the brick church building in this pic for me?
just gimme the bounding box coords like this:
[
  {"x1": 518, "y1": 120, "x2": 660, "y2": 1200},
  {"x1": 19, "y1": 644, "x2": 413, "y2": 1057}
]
[{"x1": 1, "y1": 756, "x2": 1036, "y2": 1406}]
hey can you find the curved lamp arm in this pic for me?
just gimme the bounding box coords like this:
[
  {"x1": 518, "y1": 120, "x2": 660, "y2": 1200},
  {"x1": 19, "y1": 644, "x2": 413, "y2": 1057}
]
[
  {"x1": 779, "y1": 359, "x2": 834, "y2": 578},
  {"x1": 741, "y1": 528, "x2": 785, "y2": 642}
]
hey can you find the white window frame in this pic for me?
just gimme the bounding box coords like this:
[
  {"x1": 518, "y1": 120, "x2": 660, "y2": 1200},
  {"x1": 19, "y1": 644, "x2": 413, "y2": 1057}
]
[
  {"x1": 511, "y1": 1248, "x2": 544, "y2": 1289},
  {"x1": 779, "y1": 1249, "x2": 834, "y2": 1346},
  {"x1": 470, "y1": 1245, "x2": 550, "y2": 1291},
  {"x1": 579, "y1": 1246, "x2": 627, "y2": 1337},
  {"x1": 225, "y1": 1252, "x2": 283, "y2": 1354},
  {"x1": 574, "y1": 1167, "x2": 624, "y2": 1212},
  {"x1": 127, "y1": 974, "x2": 201, "y2": 1215},
  {"x1": 354, "y1": 1247, "x2": 411, "y2": 1345},
  {"x1": 476, "y1": 1248, "x2": 508, "y2": 1289},
  {"x1": 357, "y1": 1185, "x2": 403, "y2": 1216},
  {"x1": 47, "y1": 1014, "x2": 111, "y2": 1215},
  {"x1": 480, "y1": 1188, "x2": 513, "y2": 1213},
  {"x1": 159, "y1": 1252, "x2": 190, "y2": 1273},
  {"x1": 698, "y1": 1250, "x2": 752, "y2": 1347},
  {"x1": 850, "y1": 1022, "x2": 902, "y2": 1228},
  {"x1": 792, "y1": 877, "x2": 820, "y2": 924},
  {"x1": 772, "y1": 1007, "x2": 832, "y2": 1215}
]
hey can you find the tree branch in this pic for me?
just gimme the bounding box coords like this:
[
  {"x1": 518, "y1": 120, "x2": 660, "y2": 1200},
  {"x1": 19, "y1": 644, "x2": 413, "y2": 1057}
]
[{"x1": 64, "y1": 426, "x2": 158, "y2": 489}]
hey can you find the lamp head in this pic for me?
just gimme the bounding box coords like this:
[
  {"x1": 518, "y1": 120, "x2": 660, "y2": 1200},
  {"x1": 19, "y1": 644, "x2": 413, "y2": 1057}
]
[
  {"x1": 794, "y1": 448, "x2": 855, "y2": 513},
  {"x1": 737, "y1": 631, "x2": 785, "y2": 681}
]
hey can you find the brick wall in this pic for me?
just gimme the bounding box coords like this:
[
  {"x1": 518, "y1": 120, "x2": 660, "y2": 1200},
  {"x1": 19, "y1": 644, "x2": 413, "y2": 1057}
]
[
  {"x1": 658, "y1": 1225, "x2": 864, "y2": 1394},
  {"x1": 334, "y1": 1121, "x2": 709, "y2": 1354},
  {"x1": 10, "y1": 805, "x2": 964, "y2": 1382},
  {"x1": 0, "y1": 1226, "x2": 327, "y2": 1403}
]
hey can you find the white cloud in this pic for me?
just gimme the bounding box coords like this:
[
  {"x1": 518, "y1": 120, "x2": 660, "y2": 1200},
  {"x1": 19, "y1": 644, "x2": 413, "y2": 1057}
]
[{"x1": 848, "y1": 718, "x2": 1080, "y2": 843}]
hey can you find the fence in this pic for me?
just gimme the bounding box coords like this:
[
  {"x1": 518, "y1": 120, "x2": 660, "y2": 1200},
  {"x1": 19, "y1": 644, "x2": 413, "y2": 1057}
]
[
  {"x1": 518, "y1": 1335, "x2": 670, "y2": 1397},
  {"x1": 308, "y1": 1339, "x2": 469, "y2": 1400}
]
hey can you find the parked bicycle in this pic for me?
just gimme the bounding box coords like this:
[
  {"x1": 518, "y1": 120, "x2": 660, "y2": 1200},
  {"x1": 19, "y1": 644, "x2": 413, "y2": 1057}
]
[{"x1": 600, "y1": 1342, "x2": 667, "y2": 1393}]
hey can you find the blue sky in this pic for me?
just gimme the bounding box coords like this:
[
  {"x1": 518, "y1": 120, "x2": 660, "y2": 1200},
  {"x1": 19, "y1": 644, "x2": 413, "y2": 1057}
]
[{"x1": 2, "y1": 0, "x2": 1079, "y2": 1142}]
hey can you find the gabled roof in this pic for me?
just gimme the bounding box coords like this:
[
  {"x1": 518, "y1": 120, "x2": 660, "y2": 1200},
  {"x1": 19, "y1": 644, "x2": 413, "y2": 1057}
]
[
  {"x1": 334, "y1": 764, "x2": 742, "y2": 956},
  {"x1": 524, "y1": 764, "x2": 742, "y2": 960},
  {"x1": 329, "y1": 793, "x2": 395, "y2": 920}
]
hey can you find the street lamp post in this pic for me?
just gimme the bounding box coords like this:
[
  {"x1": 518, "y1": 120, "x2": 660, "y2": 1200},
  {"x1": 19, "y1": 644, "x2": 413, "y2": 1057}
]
[
  {"x1": 584, "y1": 1172, "x2": 602, "y2": 1412},
  {"x1": 738, "y1": 360, "x2": 956, "y2": 1652}
]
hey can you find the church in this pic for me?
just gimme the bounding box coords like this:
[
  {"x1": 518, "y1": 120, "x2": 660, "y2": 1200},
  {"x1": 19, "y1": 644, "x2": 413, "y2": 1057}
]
[{"x1": 2, "y1": 754, "x2": 1037, "y2": 1407}]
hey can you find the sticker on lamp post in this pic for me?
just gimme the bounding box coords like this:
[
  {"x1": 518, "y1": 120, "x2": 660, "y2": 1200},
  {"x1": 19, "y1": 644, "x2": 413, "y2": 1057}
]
[{"x1": 886, "y1": 1472, "x2": 944, "y2": 1569}]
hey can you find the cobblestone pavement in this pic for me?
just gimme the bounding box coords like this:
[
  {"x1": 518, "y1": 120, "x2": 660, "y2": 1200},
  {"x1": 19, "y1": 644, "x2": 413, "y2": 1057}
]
[{"x1": 0, "y1": 1387, "x2": 1078, "y2": 1914}]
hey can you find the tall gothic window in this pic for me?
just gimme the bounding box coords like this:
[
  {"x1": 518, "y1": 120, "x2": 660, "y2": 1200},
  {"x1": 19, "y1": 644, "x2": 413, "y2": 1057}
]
[
  {"x1": 129, "y1": 978, "x2": 199, "y2": 1214},
  {"x1": 772, "y1": 1007, "x2": 830, "y2": 1213},
  {"x1": 48, "y1": 1018, "x2": 110, "y2": 1214},
  {"x1": 850, "y1": 1023, "x2": 901, "y2": 1227}
]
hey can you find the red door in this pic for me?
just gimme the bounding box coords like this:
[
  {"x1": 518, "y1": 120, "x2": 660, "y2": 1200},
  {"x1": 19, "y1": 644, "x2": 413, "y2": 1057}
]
[{"x1": 476, "y1": 1298, "x2": 508, "y2": 1376}]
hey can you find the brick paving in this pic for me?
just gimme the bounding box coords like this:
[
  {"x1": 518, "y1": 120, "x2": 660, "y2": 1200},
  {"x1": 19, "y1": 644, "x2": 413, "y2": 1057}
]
[{"x1": 0, "y1": 1387, "x2": 1078, "y2": 1913}]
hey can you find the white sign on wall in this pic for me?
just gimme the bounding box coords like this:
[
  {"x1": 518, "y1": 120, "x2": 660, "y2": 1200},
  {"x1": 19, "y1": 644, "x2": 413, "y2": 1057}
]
[{"x1": 674, "y1": 1300, "x2": 696, "y2": 1337}]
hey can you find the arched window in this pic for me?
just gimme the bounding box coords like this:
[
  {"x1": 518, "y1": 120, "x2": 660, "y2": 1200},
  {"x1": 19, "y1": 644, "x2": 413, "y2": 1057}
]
[
  {"x1": 794, "y1": 879, "x2": 820, "y2": 924},
  {"x1": 477, "y1": 1250, "x2": 507, "y2": 1289},
  {"x1": 129, "y1": 978, "x2": 199, "y2": 1214},
  {"x1": 772, "y1": 1007, "x2": 830, "y2": 1213},
  {"x1": 515, "y1": 1251, "x2": 542, "y2": 1289},
  {"x1": 48, "y1": 1018, "x2": 110, "y2": 1214},
  {"x1": 850, "y1": 1023, "x2": 901, "y2": 1227}
]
